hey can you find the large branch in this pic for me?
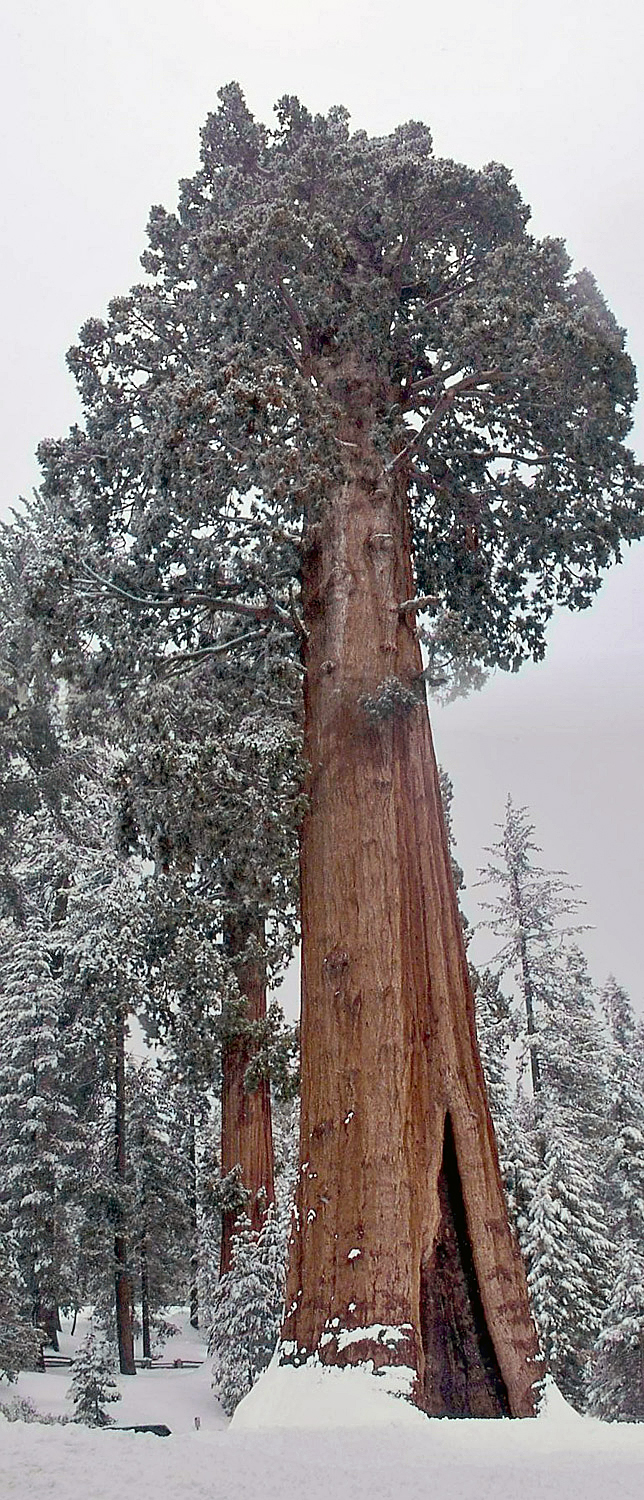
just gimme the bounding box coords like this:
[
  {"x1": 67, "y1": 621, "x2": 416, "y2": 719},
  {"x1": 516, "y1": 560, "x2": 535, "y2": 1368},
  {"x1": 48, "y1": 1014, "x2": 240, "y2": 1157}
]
[
  {"x1": 79, "y1": 563, "x2": 292, "y2": 627},
  {"x1": 277, "y1": 282, "x2": 312, "y2": 363},
  {"x1": 387, "y1": 369, "x2": 505, "y2": 474}
]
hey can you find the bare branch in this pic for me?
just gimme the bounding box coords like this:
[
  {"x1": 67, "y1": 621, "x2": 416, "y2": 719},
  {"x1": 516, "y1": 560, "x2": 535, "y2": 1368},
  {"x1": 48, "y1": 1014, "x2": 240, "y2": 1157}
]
[{"x1": 434, "y1": 449, "x2": 550, "y2": 465}]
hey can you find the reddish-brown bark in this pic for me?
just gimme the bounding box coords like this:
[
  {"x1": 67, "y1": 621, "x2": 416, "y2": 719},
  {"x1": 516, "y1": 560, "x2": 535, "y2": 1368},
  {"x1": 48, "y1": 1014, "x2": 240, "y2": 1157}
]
[
  {"x1": 219, "y1": 916, "x2": 275, "y2": 1277},
  {"x1": 282, "y1": 359, "x2": 540, "y2": 1416}
]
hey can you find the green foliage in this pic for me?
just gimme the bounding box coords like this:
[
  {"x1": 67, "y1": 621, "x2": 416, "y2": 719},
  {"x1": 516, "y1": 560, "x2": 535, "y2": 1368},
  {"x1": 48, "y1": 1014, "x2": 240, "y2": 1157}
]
[{"x1": 29, "y1": 82, "x2": 642, "y2": 707}]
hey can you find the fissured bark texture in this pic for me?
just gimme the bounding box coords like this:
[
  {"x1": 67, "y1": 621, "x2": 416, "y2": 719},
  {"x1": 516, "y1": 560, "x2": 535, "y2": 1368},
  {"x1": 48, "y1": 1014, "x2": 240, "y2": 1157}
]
[
  {"x1": 219, "y1": 916, "x2": 275, "y2": 1276},
  {"x1": 282, "y1": 361, "x2": 539, "y2": 1416}
]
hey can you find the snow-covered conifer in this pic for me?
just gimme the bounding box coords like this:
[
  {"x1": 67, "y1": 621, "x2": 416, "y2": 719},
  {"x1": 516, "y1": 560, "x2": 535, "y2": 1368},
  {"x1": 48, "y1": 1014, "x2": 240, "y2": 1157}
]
[
  {"x1": 479, "y1": 799, "x2": 612, "y2": 1404},
  {"x1": 67, "y1": 1332, "x2": 121, "y2": 1426},
  {"x1": 209, "y1": 1208, "x2": 286, "y2": 1414},
  {"x1": 587, "y1": 980, "x2": 644, "y2": 1419},
  {"x1": 127, "y1": 1061, "x2": 193, "y2": 1357},
  {"x1": 0, "y1": 1239, "x2": 44, "y2": 1380},
  {"x1": 0, "y1": 899, "x2": 81, "y2": 1349},
  {"x1": 520, "y1": 1111, "x2": 612, "y2": 1400},
  {"x1": 17, "y1": 84, "x2": 644, "y2": 1410},
  {"x1": 589, "y1": 1246, "x2": 644, "y2": 1421}
]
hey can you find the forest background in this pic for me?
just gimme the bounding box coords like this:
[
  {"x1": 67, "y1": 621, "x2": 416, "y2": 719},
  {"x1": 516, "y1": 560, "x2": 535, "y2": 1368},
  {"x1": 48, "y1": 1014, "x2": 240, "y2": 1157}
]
[{"x1": 2, "y1": 0, "x2": 643, "y2": 1007}]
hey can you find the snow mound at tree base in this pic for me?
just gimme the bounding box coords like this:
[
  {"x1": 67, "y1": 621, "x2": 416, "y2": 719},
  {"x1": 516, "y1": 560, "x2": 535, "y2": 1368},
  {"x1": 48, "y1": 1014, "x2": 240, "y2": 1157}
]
[
  {"x1": 538, "y1": 1376, "x2": 588, "y2": 1426},
  {"x1": 231, "y1": 1359, "x2": 587, "y2": 1433},
  {"x1": 231, "y1": 1351, "x2": 428, "y2": 1430}
]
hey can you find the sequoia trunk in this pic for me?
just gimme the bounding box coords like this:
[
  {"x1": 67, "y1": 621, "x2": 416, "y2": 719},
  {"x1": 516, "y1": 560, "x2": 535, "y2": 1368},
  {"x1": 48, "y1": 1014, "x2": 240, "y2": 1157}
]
[
  {"x1": 282, "y1": 360, "x2": 539, "y2": 1416},
  {"x1": 219, "y1": 915, "x2": 275, "y2": 1276}
]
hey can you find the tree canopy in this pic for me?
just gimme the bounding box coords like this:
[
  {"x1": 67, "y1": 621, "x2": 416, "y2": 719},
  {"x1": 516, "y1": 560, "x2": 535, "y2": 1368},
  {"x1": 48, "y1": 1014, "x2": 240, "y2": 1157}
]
[{"x1": 31, "y1": 81, "x2": 642, "y2": 699}]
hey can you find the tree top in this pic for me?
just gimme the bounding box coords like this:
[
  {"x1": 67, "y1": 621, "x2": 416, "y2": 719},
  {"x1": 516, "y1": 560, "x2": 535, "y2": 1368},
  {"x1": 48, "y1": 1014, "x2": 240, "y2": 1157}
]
[{"x1": 31, "y1": 83, "x2": 643, "y2": 681}]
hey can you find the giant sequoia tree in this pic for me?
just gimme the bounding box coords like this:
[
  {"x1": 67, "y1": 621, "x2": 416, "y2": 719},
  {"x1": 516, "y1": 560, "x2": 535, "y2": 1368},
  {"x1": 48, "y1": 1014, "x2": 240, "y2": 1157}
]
[{"x1": 30, "y1": 86, "x2": 643, "y2": 1416}]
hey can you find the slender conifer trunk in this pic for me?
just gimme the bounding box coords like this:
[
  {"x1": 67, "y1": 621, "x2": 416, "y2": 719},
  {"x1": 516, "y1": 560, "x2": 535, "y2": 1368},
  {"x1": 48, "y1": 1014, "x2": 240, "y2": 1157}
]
[
  {"x1": 219, "y1": 914, "x2": 275, "y2": 1276},
  {"x1": 511, "y1": 868, "x2": 542, "y2": 1099},
  {"x1": 188, "y1": 1113, "x2": 199, "y2": 1327},
  {"x1": 114, "y1": 1007, "x2": 136, "y2": 1375},
  {"x1": 140, "y1": 1229, "x2": 151, "y2": 1361},
  {"x1": 282, "y1": 358, "x2": 539, "y2": 1416}
]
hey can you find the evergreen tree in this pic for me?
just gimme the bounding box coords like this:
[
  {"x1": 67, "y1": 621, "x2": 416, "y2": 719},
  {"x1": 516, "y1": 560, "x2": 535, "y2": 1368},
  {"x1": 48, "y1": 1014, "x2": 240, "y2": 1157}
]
[
  {"x1": 22, "y1": 85, "x2": 643, "y2": 1411},
  {"x1": 0, "y1": 897, "x2": 81, "y2": 1350},
  {"x1": 209, "y1": 1207, "x2": 285, "y2": 1415},
  {"x1": 67, "y1": 1332, "x2": 121, "y2": 1426},
  {"x1": 0, "y1": 1238, "x2": 44, "y2": 1380},
  {"x1": 60, "y1": 772, "x2": 148, "y2": 1375},
  {"x1": 127, "y1": 1061, "x2": 193, "y2": 1358},
  {"x1": 588, "y1": 980, "x2": 644, "y2": 1419},
  {"x1": 589, "y1": 1247, "x2": 644, "y2": 1422},
  {"x1": 519, "y1": 1111, "x2": 611, "y2": 1403},
  {"x1": 471, "y1": 965, "x2": 534, "y2": 1224},
  {"x1": 600, "y1": 979, "x2": 644, "y2": 1240},
  {"x1": 479, "y1": 799, "x2": 612, "y2": 1404},
  {"x1": 0, "y1": 520, "x2": 94, "y2": 938}
]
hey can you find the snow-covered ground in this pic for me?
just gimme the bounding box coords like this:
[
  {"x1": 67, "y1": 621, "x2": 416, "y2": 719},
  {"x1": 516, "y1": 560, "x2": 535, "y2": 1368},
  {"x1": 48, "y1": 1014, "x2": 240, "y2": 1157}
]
[
  {"x1": 1, "y1": 1315, "x2": 642, "y2": 1500},
  {"x1": 3, "y1": 1311, "x2": 225, "y2": 1437}
]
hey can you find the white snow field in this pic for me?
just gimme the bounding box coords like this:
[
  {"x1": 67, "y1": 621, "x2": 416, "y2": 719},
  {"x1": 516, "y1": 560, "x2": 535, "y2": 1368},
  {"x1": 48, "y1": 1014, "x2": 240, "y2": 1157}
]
[{"x1": 1, "y1": 1316, "x2": 643, "y2": 1500}]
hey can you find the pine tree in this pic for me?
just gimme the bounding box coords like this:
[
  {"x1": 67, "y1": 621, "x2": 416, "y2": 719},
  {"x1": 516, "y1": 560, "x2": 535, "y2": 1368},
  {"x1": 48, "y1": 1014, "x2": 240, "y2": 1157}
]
[
  {"x1": 587, "y1": 980, "x2": 644, "y2": 1419},
  {"x1": 0, "y1": 897, "x2": 81, "y2": 1351},
  {"x1": 439, "y1": 776, "x2": 529, "y2": 1229},
  {"x1": 519, "y1": 1112, "x2": 611, "y2": 1402},
  {"x1": 127, "y1": 1061, "x2": 193, "y2": 1358},
  {"x1": 61, "y1": 769, "x2": 151, "y2": 1375},
  {"x1": 23, "y1": 85, "x2": 644, "y2": 1412},
  {"x1": 67, "y1": 1332, "x2": 121, "y2": 1426},
  {"x1": 209, "y1": 1208, "x2": 285, "y2": 1415},
  {"x1": 479, "y1": 800, "x2": 613, "y2": 1404},
  {"x1": 0, "y1": 1238, "x2": 44, "y2": 1380}
]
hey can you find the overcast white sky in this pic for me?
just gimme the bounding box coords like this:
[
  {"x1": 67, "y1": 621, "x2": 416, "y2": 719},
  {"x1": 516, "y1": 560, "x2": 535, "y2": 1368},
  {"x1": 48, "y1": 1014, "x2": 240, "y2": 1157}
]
[{"x1": 2, "y1": 0, "x2": 643, "y2": 1004}]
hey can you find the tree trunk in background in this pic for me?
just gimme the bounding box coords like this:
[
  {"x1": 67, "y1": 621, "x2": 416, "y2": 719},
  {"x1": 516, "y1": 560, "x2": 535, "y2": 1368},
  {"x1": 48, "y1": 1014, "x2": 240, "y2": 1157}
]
[
  {"x1": 188, "y1": 1113, "x2": 199, "y2": 1328},
  {"x1": 114, "y1": 1007, "x2": 136, "y2": 1375},
  {"x1": 512, "y1": 867, "x2": 542, "y2": 1100},
  {"x1": 33, "y1": 1296, "x2": 60, "y2": 1352},
  {"x1": 282, "y1": 358, "x2": 540, "y2": 1416},
  {"x1": 140, "y1": 1230, "x2": 151, "y2": 1361},
  {"x1": 219, "y1": 915, "x2": 275, "y2": 1277}
]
